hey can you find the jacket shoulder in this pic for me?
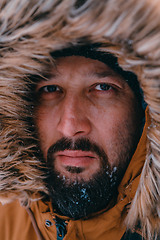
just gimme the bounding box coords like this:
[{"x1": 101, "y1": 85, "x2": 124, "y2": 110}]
[{"x1": 0, "y1": 201, "x2": 37, "y2": 240}]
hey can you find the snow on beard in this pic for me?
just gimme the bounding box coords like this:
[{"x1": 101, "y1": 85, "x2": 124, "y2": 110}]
[{"x1": 45, "y1": 138, "x2": 121, "y2": 220}]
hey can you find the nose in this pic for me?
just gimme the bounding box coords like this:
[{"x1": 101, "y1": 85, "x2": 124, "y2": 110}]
[{"x1": 57, "y1": 95, "x2": 91, "y2": 138}]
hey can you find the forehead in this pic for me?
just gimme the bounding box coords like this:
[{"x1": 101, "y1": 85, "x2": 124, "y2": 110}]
[{"x1": 52, "y1": 55, "x2": 122, "y2": 78}]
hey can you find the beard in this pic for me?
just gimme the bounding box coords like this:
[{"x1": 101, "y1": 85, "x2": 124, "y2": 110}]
[{"x1": 44, "y1": 137, "x2": 133, "y2": 220}]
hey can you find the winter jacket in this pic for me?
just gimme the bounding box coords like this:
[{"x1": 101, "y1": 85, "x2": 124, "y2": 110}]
[{"x1": 0, "y1": 0, "x2": 160, "y2": 240}]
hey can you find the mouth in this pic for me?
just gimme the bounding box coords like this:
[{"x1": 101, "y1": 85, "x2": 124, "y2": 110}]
[{"x1": 55, "y1": 150, "x2": 96, "y2": 168}]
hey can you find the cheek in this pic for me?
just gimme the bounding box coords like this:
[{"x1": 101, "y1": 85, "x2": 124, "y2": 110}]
[
  {"x1": 34, "y1": 108, "x2": 57, "y2": 159},
  {"x1": 90, "y1": 103, "x2": 138, "y2": 165},
  {"x1": 91, "y1": 93, "x2": 138, "y2": 133},
  {"x1": 90, "y1": 102, "x2": 131, "y2": 132}
]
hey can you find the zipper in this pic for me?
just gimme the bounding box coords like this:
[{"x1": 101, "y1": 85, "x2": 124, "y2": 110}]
[{"x1": 54, "y1": 216, "x2": 67, "y2": 240}]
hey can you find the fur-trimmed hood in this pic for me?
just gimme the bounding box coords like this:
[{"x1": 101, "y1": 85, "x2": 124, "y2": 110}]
[{"x1": 0, "y1": 0, "x2": 160, "y2": 239}]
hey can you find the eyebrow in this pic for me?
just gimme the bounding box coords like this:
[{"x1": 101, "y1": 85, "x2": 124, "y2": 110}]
[
  {"x1": 82, "y1": 70, "x2": 118, "y2": 79},
  {"x1": 41, "y1": 70, "x2": 114, "y2": 82},
  {"x1": 37, "y1": 72, "x2": 60, "y2": 82},
  {"x1": 38, "y1": 69, "x2": 120, "y2": 83}
]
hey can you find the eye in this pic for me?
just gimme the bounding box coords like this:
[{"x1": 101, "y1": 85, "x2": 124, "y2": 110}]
[
  {"x1": 36, "y1": 84, "x2": 63, "y2": 101},
  {"x1": 94, "y1": 83, "x2": 113, "y2": 91},
  {"x1": 39, "y1": 85, "x2": 61, "y2": 93}
]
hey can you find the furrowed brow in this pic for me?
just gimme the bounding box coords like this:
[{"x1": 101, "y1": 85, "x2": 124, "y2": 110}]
[{"x1": 83, "y1": 71, "x2": 117, "y2": 79}]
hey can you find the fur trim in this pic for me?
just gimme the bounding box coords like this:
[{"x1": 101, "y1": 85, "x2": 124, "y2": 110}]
[{"x1": 0, "y1": 0, "x2": 160, "y2": 239}]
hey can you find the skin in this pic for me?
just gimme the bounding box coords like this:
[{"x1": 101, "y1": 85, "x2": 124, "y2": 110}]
[{"x1": 34, "y1": 56, "x2": 142, "y2": 183}]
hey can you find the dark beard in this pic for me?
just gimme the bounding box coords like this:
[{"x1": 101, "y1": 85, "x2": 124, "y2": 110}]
[{"x1": 45, "y1": 138, "x2": 125, "y2": 220}]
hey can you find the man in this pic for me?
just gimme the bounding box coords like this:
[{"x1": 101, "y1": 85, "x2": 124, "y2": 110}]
[
  {"x1": 35, "y1": 46, "x2": 144, "y2": 219},
  {"x1": 0, "y1": 1, "x2": 160, "y2": 240}
]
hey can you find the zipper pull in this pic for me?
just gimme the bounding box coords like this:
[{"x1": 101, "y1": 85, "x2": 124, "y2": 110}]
[{"x1": 54, "y1": 216, "x2": 67, "y2": 240}]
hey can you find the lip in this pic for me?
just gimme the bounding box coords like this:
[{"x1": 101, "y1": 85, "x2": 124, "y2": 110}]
[{"x1": 55, "y1": 150, "x2": 96, "y2": 167}]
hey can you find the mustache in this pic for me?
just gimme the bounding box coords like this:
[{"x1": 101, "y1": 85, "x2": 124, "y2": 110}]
[{"x1": 47, "y1": 137, "x2": 108, "y2": 165}]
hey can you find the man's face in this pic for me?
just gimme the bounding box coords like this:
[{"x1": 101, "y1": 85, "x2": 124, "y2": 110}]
[{"x1": 35, "y1": 56, "x2": 142, "y2": 218}]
